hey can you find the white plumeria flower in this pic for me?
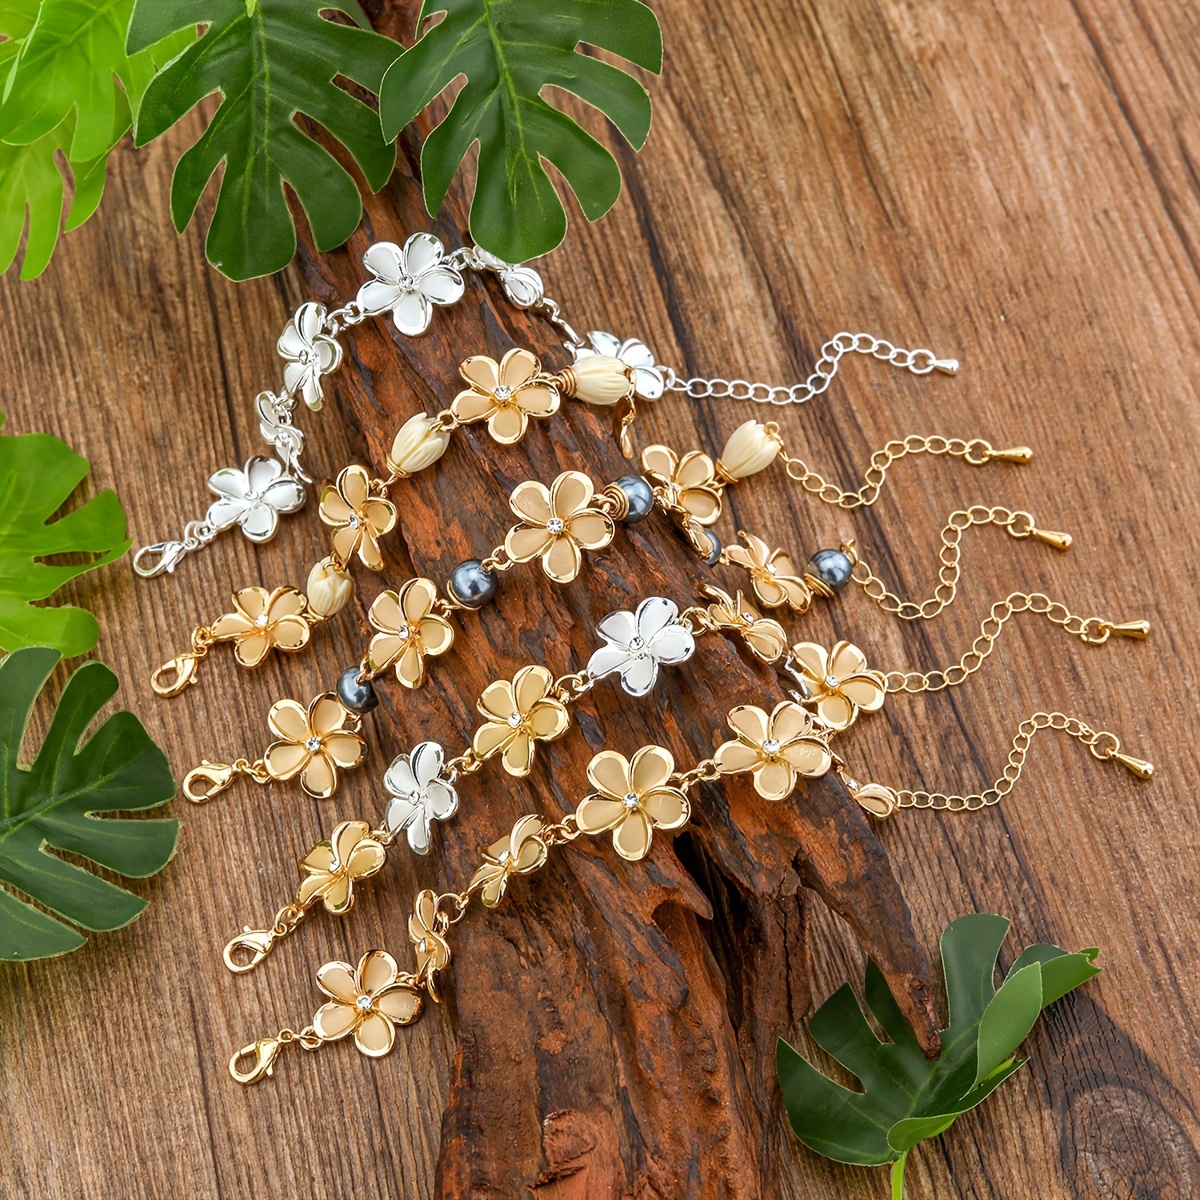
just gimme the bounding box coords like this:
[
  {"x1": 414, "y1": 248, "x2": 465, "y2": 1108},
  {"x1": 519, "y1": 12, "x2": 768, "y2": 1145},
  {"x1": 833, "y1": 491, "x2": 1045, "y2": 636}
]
[
  {"x1": 576, "y1": 331, "x2": 665, "y2": 401},
  {"x1": 205, "y1": 456, "x2": 305, "y2": 543},
  {"x1": 355, "y1": 234, "x2": 466, "y2": 336},
  {"x1": 383, "y1": 742, "x2": 459, "y2": 855},
  {"x1": 277, "y1": 302, "x2": 343, "y2": 411},
  {"x1": 587, "y1": 596, "x2": 695, "y2": 697},
  {"x1": 470, "y1": 247, "x2": 544, "y2": 308}
]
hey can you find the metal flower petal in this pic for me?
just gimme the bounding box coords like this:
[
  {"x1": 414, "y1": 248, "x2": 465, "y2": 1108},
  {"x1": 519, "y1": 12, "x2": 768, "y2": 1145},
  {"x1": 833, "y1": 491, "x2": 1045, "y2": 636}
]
[
  {"x1": 383, "y1": 742, "x2": 459, "y2": 855},
  {"x1": 722, "y1": 532, "x2": 813, "y2": 611},
  {"x1": 206, "y1": 456, "x2": 305, "y2": 544},
  {"x1": 789, "y1": 640, "x2": 887, "y2": 731},
  {"x1": 262, "y1": 692, "x2": 365, "y2": 799},
  {"x1": 277, "y1": 302, "x2": 343, "y2": 411},
  {"x1": 209, "y1": 585, "x2": 312, "y2": 668},
  {"x1": 576, "y1": 746, "x2": 690, "y2": 861},
  {"x1": 297, "y1": 820, "x2": 387, "y2": 913},
  {"x1": 714, "y1": 700, "x2": 832, "y2": 801},
  {"x1": 367, "y1": 578, "x2": 455, "y2": 689},
  {"x1": 468, "y1": 815, "x2": 548, "y2": 907},
  {"x1": 640, "y1": 444, "x2": 723, "y2": 526},
  {"x1": 699, "y1": 584, "x2": 788, "y2": 663},
  {"x1": 450, "y1": 347, "x2": 560, "y2": 444},
  {"x1": 577, "y1": 331, "x2": 665, "y2": 402},
  {"x1": 312, "y1": 949, "x2": 422, "y2": 1055},
  {"x1": 586, "y1": 596, "x2": 695, "y2": 696},
  {"x1": 503, "y1": 471, "x2": 614, "y2": 584},
  {"x1": 355, "y1": 235, "x2": 465, "y2": 336},
  {"x1": 471, "y1": 665, "x2": 570, "y2": 777},
  {"x1": 319, "y1": 464, "x2": 397, "y2": 570}
]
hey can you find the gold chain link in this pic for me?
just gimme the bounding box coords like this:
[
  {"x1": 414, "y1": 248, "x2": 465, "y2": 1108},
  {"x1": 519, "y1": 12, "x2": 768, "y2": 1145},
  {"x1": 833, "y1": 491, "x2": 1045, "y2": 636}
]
[
  {"x1": 894, "y1": 711, "x2": 1151, "y2": 812},
  {"x1": 774, "y1": 434, "x2": 1031, "y2": 510},
  {"x1": 847, "y1": 506, "x2": 1070, "y2": 621}
]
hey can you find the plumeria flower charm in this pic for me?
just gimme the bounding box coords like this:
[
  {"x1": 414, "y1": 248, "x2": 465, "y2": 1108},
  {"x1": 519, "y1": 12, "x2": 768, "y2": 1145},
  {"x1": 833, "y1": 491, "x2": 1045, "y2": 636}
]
[
  {"x1": 700, "y1": 584, "x2": 788, "y2": 663},
  {"x1": 472, "y1": 665, "x2": 571, "y2": 776},
  {"x1": 470, "y1": 247, "x2": 544, "y2": 308},
  {"x1": 640, "y1": 445, "x2": 724, "y2": 526},
  {"x1": 210, "y1": 585, "x2": 311, "y2": 667},
  {"x1": 263, "y1": 693, "x2": 366, "y2": 799},
  {"x1": 468, "y1": 815, "x2": 548, "y2": 907},
  {"x1": 206, "y1": 456, "x2": 305, "y2": 543},
  {"x1": 297, "y1": 820, "x2": 387, "y2": 914},
  {"x1": 789, "y1": 641, "x2": 887, "y2": 731},
  {"x1": 384, "y1": 742, "x2": 459, "y2": 855},
  {"x1": 575, "y1": 746, "x2": 690, "y2": 861},
  {"x1": 449, "y1": 348, "x2": 560, "y2": 444},
  {"x1": 312, "y1": 950, "x2": 423, "y2": 1057},
  {"x1": 355, "y1": 234, "x2": 466, "y2": 336},
  {"x1": 587, "y1": 596, "x2": 695, "y2": 696},
  {"x1": 714, "y1": 701, "x2": 833, "y2": 801},
  {"x1": 277, "y1": 302, "x2": 343, "y2": 411},
  {"x1": 366, "y1": 578, "x2": 455, "y2": 689},
  {"x1": 576, "y1": 331, "x2": 665, "y2": 401},
  {"x1": 503, "y1": 471, "x2": 615, "y2": 584},
  {"x1": 723, "y1": 532, "x2": 813, "y2": 610},
  {"x1": 409, "y1": 889, "x2": 453, "y2": 997},
  {"x1": 319, "y1": 465, "x2": 397, "y2": 570}
]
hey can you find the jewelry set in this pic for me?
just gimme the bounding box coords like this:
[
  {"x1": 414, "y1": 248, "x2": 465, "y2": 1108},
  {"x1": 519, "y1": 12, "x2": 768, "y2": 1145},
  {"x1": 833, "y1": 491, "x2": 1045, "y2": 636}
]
[{"x1": 136, "y1": 233, "x2": 1152, "y2": 1084}]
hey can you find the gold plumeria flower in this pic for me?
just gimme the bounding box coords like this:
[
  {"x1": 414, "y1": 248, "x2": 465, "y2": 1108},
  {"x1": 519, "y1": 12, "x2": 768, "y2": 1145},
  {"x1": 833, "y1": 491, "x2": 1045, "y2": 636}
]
[
  {"x1": 714, "y1": 701, "x2": 833, "y2": 801},
  {"x1": 367, "y1": 577, "x2": 455, "y2": 689},
  {"x1": 472, "y1": 664, "x2": 571, "y2": 776},
  {"x1": 503, "y1": 471, "x2": 615, "y2": 583},
  {"x1": 640, "y1": 445, "x2": 724, "y2": 526},
  {"x1": 700, "y1": 583, "x2": 788, "y2": 663},
  {"x1": 722, "y1": 532, "x2": 812, "y2": 610},
  {"x1": 297, "y1": 820, "x2": 387, "y2": 914},
  {"x1": 575, "y1": 746, "x2": 690, "y2": 862},
  {"x1": 263, "y1": 693, "x2": 366, "y2": 799},
  {"x1": 210, "y1": 585, "x2": 311, "y2": 667},
  {"x1": 408, "y1": 889, "x2": 453, "y2": 998},
  {"x1": 469, "y1": 815, "x2": 548, "y2": 907},
  {"x1": 319, "y1": 464, "x2": 397, "y2": 570},
  {"x1": 312, "y1": 950, "x2": 422, "y2": 1057},
  {"x1": 449, "y1": 347, "x2": 560, "y2": 444},
  {"x1": 789, "y1": 640, "x2": 887, "y2": 731}
]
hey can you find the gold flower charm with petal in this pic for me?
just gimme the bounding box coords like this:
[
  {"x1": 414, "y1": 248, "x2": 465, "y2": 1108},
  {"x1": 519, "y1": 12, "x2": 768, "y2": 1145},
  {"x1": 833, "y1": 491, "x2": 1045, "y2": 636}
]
[
  {"x1": 367, "y1": 577, "x2": 455, "y2": 689},
  {"x1": 408, "y1": 889, "x2": 453, "y2": 998},
  {"x1": 789, "y1": 640, "x2": 887, "y2": 731},
  {"x1": 575, "y1": 746, "x2": 690, "y2": 861},
  {"x1": 449, "y1": 347, "x2": 560, "y2": 444},
  {"x1": 503, "y1": 471, "x2": 615, "y2": 583},
  {"x1": 469, "y1": 815, "x2": 549, "y2": 907},
  {"x1": 471, "y1": 664, "x2": 571, "y2": 776},
  {"x1": 722, "y1": 532, "x2": 813, "y2": 611},
  {"x1": 311, "y1": 949, "x2": 423, "y2": 1057},
  {"x1": 297, "y1": 820, "x2": 387, "y2": 914},
  {"x1": 319, "y1": 464, "x2": 397, "y2": 570},
  {"x1": 714, "y1": 701, "x2": 833, "y2": 801},
  {"x1": 699, "y1": 583, "x2": 788, "y2": 663},
  {"x1": 210, "y1": 585, "x2": 311, "y2": 667},
  {"x1": 263, "y1": 693, "x2": 366, "y2": 799},
  {"x1": 640, "y1": 445, "x2": 724, "y2": 526}
]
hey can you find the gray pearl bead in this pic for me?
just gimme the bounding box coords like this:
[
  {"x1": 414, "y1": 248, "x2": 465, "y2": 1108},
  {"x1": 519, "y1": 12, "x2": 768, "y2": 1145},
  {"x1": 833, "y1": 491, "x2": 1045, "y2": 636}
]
[
  {"x1": 448, "y1": 558, "x2": 498, "y2": 608},
  {"x1": 807, "y1": 548, "x2": 853, "y2": 592},
  {"x1": 702, "y1": 529, "x2": 722, "y2": 566},
  {"x1": 337, "y1": 667, "x2": 378, "y2": 714},
  {"x1": 616, "y1": 475, "x2": 654, "y2": 524}
]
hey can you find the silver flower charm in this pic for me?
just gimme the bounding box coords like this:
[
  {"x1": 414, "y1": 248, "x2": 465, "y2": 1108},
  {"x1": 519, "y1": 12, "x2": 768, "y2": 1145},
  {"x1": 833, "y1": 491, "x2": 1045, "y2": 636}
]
[
  {"x1": 277, "y1": 302, "x2": 343, "y2": 411},
  {"x1": 255, "y1": 392, "x2": 309, "y2": 482},
  {"x1": 355, "y1": 234, "x2": 466, "y2": 336},
  {"x1": 576, "y1": 331, "x2": 665, "y2": 401},
  {"x1": 205, "y1": 456, "x2": 305, "y2": 543},
  {"x1": 470, "y1": 247, "x2": 545, "y2": 308},
  {"x1": 383, "y1": 742, "x2": 459, "y2": 855},
  {"x1": 587, "y1": 596, "x2": 695, "y2": 696}
]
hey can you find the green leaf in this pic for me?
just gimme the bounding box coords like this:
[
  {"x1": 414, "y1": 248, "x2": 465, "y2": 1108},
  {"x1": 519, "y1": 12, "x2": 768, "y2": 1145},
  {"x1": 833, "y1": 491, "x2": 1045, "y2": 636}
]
[
  {"x1": 0, "y1": 647, "x2": 178, "y2": 961},
  {"x1": 0, "y1": 411, "x2": 130, "y2": 655},
  {"x1": 777, "y1": 913, "x2": 1101, "y2": 1195},
  {"x1": 379, "y1": 0, "x2": 663, "y2": 263},
  {"x1": 128, "y1": 0, "x2": 400, "y2": 280}
]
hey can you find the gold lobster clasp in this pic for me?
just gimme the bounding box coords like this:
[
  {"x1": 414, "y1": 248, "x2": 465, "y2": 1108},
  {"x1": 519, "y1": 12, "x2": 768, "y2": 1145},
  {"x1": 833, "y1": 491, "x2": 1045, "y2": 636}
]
[
  {"x1": 228, "y1": 1036, "x2": 284, "y2": 1085},
  {"x1": 223, "y1": 926, "x2": 279, "y2": 974},
  {"x1": 150, "y1": 653, "x2": 201, "y2": 698},
  {"x1": 183, "y1": 761, "x2": 237, "y2": 803}
]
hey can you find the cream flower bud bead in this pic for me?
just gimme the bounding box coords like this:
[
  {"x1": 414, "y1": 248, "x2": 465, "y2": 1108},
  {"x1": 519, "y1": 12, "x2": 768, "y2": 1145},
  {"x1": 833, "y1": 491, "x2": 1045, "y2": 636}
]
[
  {"x1": 387, "y1": 413, "x2": 452, "y2": 477},
  {"x1": 562, "y1": 355, "x2": 635, "y2": 406},
  {"x1": 717, "y1": 420, "x2": 780, "y2": 480},
  {"x1": 306, "y1": 557, "x2": 354, "y2": 618}
]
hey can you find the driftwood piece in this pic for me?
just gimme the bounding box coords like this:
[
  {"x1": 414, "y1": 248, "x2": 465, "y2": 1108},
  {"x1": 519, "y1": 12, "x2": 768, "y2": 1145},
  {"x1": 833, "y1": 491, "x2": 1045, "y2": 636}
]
[{"x1": 291, "y1": 79, "x2": 937, "y2": 1199}]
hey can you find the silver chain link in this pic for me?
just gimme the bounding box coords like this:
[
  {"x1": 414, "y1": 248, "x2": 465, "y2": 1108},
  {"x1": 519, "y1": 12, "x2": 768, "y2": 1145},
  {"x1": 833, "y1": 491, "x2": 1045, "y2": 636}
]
[{"x1": 661, "y1": 332, "x2": 958, "y2": 406}]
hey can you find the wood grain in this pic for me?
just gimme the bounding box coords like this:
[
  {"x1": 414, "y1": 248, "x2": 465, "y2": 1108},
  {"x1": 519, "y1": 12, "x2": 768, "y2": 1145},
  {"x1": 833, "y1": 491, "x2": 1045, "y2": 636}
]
[{"x1": 2, "y1": 1, "x2": 1199, "y2": 1197}]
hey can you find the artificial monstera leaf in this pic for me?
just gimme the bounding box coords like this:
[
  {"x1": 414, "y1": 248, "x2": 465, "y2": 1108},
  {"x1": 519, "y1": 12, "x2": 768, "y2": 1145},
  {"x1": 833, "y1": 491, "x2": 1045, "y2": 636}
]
[
  {"x1": 777, "y1": 914, "x2": 1101, "y2": 1199},
  {"x1": 0, "y1": 411, "x2": 130, "y2": 656},
  {"x1": 128, "y1": 0, "x2": 400, "y2": 280},
  {"x1": 379, "y1": 0, "x2": 663, "y2": 264},
  {"x1": 0, "y1": 647, "x2": 178, "y2": 961}
]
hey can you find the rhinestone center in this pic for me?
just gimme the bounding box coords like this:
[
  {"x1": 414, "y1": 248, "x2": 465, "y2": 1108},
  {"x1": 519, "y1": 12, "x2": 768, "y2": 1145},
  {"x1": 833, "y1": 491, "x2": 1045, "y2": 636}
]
[
  {"x1": 253, "y1": 613, "x2": 269, "y2": 628},
  {"x1": 622, "y1": 792, "x2": 640, "y2": 810},
  {"x1": 507, "y1": 712, "x2": 524, "y2": 728},
  {"x1": 355, "y1": 994, "x2": 373, "y2": 1012},
  {"x1": 824, "y1": 674, "x2": 840, "y2": 689},
  {"x1": 305, "y1": 736, "x2": 322, "y2": 752},
  {"x1": 764, "y1": 563, "x2": 777, "y2": 576},
  {"x1": 396, "y1": 623, "x2": 411, "y2": 641},
  {"x1": 762, "y1": 738, "x2": 781, "y2": 755},
  {"x1": 546, "y1": 516, "x2": 565, "y2": 534},
  {"x1": 494, "y1": 384, "x2": 514, "y2": 401},
  {"x1": 347, "y1": 514, "x2": 360, "y2": 529},
  {"x1": 398, "y1": 273, "x2": 416, "y2": 290}
]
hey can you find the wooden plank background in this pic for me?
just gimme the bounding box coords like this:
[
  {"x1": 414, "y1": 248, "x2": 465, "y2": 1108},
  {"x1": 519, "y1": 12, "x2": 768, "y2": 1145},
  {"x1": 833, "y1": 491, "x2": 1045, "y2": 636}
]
[{"x1": 3, "y1": 0, "x2": 1199, "y2": 1197}]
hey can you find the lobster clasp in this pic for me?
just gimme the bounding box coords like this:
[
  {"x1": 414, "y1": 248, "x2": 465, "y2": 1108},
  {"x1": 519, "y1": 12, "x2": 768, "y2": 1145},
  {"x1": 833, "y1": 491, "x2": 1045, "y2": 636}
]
[
  {"x1": 223, "y1": 926, "x2": 279, "y2": 974},
  {"x1": 183, "y1": 760, "x2": 237, "y2": 803},
  {"x1": 228, "y1": 1036, "x2": 284, "y2": 1085},
  {"x1": 133, "y1": 540, "x2": 189, "y2": 579},
  {"x1": 151, "y1": 653, "x2": 201, "y2": 697}
]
